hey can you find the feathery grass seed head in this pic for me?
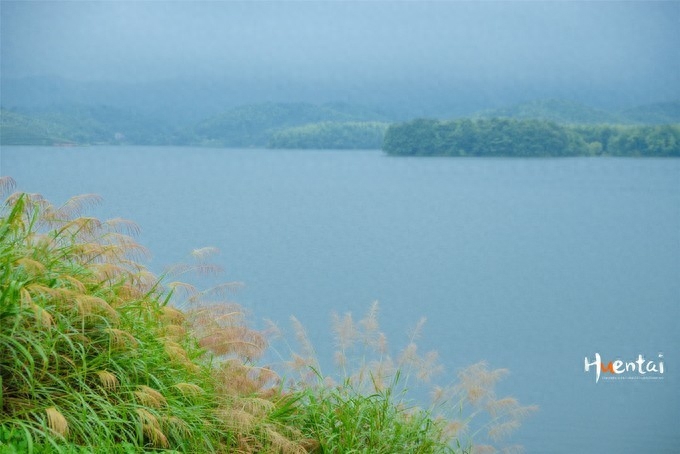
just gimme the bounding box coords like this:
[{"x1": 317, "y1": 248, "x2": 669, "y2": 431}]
[
  {"x1": 173, "y1": 382, "x2": 204, "y2": 397},
  {"x1": 332, "y1": 312, "x2": 358, "y2": 351},
  {"x1": 45, "y1": 407, "x2": 69, "y2": 437},
  {"x1": 95, "y1": 370, "x2": 119, "y2": 390},
  {"x1": 105, "y1": 328, "x2": 138, "y2": 349},
  {"x1": 134, "y1": 385, "x2": 167, "y2": 408}
]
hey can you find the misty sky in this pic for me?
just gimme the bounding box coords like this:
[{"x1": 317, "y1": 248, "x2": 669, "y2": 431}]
[{"x1": 1, "y1": 1, "x2": 679, "y2": 107}]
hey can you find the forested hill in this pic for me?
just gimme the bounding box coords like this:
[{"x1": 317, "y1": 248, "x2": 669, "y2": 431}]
[
  {"x1": 193, "y1": 102, "x2": 391, "y2": 147},
  {"x1": 477, "y1": 99, "x2": 680, "y2": 125},
  {"x1": 268, "y1": 121, "x2": 389, "y2": 149},
  {"x1": 0, "y1": 110, "x2": 72, "y2": 146},
  {"x1": 2, "y1": 99, "x2": 679, "y2": 149},
  {"x1": 383, "y1": 118, "x2": 680, "y2": 157},
  {"x1": 477, "y1": 100, "x2": 622, "y2": 124},
  {"x1": 0, "y1": 102, "x2": 391, "y2": 147},
  {"x1": 0, "y1": 105, "x2": 185, "y2": 146},
  {"x1": 617, "y1": 101, "x2": 680, "y2": 125}
]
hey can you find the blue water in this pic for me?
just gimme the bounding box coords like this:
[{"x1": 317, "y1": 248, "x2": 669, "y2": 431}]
[{"x1": 2, "y1": 146, "x2": 679, "y2": 453}]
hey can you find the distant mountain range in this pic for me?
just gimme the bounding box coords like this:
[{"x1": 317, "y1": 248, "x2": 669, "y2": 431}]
[{"x1": 2, "y1": 98, "x2": 679, "y2": 147}]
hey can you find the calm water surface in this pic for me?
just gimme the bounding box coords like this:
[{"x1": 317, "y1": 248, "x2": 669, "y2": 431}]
[{"x1": 2, "y1": 146, "x2": 679, "y2": 453}]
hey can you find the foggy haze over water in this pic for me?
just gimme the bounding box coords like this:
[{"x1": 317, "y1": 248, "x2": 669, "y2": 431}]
[{"x1": 2, "y1": 1, "x2": 679, "y2": 117}]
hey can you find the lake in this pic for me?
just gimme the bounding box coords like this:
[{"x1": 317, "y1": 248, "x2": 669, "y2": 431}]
[{"x1": 2, "y1": 146, "x2": 679, "y2": 453}]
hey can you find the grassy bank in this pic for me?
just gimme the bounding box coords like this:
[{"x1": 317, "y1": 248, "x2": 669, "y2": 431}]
[{"x1": 0, "y1": 177, "x2": 534, "y2": 453}]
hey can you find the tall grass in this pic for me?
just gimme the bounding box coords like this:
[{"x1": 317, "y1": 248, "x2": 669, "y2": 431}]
[
  {"x1": 275, "y1": 303, "x2": 536, "y2": 453},
  {"x1": 0, "y1": 177, "x2": 306, "y2": 453},
  {"x1": 0, "y1": 177, "x2": 535, "y2": 453}
]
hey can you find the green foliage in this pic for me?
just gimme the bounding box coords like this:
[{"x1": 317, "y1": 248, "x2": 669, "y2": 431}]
[
  {"x1": 617, "y1": 101, "x2": 680, "y2": 125},
  {"x1": 294, "y1": 378, "x2": 456, "y2": 454},
  {"x1": 477, "y1": 99, "x2": 680, "y2": 126},
  {"x1": 268, "y1": 121, "x2": 389, "y2": 149},
  {"x1": 194, "y1": 102, "x2": 389, "y2": 147},
  {"x1": 0, "y1": 106, "x2": 182, "y2": 146},
  {"x1": 278, "y1": 306, "x2": 536, "y2": 453},
  {"x1": 2, "y1": 102, "x2": 392, "y2": 148},
  {"x1": 384, "y1": 118, "x2": 586, "y2": 157},
  {"x1": 0, "y1": 110, "x2": 71, "y2": 146},
  {"x1": 35, "y1": 105, "x2": 183, "y2": 146},
  {"x1": 384, "y1": 118, "x2": 680, "y2": 157},
  {"x1": 4, "y1": 99, "x2": 680, "y2": 150},
  {"x1": 572, "y1": 124, "x2": 680, "y2": 157},
  {"x1": 477, "y1": 99, "x2": 624, "y2": 125},
  {"x1": 0, "y1": 178, "x2": 534, "y2": 452},
  {"x1": 0, "y1": 181, "x2": 306, "y2": 453}
]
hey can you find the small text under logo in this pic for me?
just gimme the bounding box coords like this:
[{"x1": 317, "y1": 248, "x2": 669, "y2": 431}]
[{"x1": 584, "y1": 353, "x2": 664, "y2": 383}]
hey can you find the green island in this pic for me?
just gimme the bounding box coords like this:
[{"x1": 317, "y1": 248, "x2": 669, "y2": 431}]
[
  {"x1": 383, "y1": 118, "x2": 680, "y2": 157},
  {"x1": 0, "y1": 177, "x2": 535, "y2": 453}
]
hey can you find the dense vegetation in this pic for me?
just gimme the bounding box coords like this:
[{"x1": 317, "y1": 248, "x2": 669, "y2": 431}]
[
  {"x1": 3, "y1": 99, "x2": 679, "y2": 154},
  {"x1": 383, "y1": 118, "x2": 582, "y2": 157},
  {"x1": 383, "y1": 118, "x2": 680, "y2": 157},
  {"x1": 192, "y1": 103, "x2": 390, "y2": 148},
  {"x1": 0, "y1": 177, "x2": 534, "y2": 453},
  {"x1": 0, "y1": 103, "x2": 390, "y2": 148},
  {"x1": 268, "y1": 122, "x2": 389, "y2": 149},
  {"x1": 0, "y1": 106, "x2": 183, "y2": 146},
  {"x1": 476, "y1": 99, "x2": 623, "y2": 124},
  {"x1": 478, "y1": 99, "x2": 680, "y2": 125},
  {"x1": 571, "y1": 124, "x2": 680, "y2": 157},
  {"x1": 0, "y1": 111, "x2": 73, "y2": 146}
]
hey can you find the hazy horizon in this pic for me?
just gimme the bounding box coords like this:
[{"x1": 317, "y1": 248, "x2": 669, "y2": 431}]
[{"x1": 2, "y1": 1, "x2": 679, "y2": 116}]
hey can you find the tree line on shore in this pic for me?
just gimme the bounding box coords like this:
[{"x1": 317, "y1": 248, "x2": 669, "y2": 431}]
[
  {"x1": 383, "y1": 118, "x2": 680, "y2": 157},
  {"x1": 2, "y1": 100, "x2": 679, "y2": 155}
]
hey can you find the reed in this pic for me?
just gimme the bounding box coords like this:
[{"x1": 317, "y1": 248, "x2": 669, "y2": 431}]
[
  {"x1": 0, "y1": 177, "x2": 306, "y2": 453},
  {"x1": 277, "y1": 302, "x2": 537, "y2": 453},
  {"x1": 0, "y1": 176, "x2": 534, "y2": 453}
]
